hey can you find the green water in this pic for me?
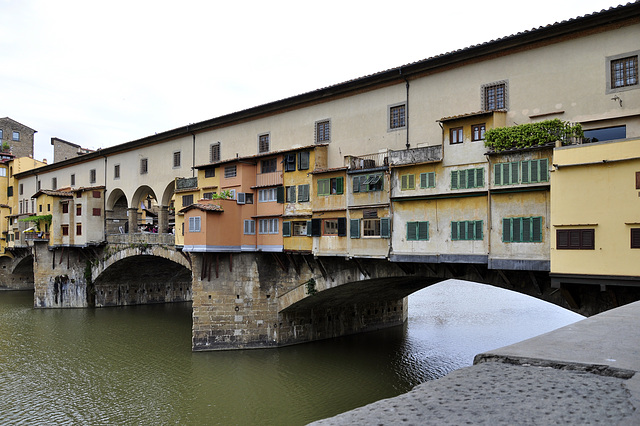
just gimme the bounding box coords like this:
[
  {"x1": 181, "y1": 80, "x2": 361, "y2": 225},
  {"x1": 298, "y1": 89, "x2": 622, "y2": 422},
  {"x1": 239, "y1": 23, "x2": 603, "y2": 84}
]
[{"x1": 0, "y1": 281, "x2": 583, "y2": 425}]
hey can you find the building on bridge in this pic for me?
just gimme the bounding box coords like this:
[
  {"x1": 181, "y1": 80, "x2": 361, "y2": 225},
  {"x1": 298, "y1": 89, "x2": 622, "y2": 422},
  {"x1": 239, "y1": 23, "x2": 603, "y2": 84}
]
[{"x1": 3, "y1": 3, "x2": 640, "y2": 348}]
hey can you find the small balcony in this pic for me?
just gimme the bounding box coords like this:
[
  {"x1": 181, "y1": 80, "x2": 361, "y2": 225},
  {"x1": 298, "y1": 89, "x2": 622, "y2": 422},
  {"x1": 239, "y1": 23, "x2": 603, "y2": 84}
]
[
  {"x1": 24, "y1": 231, "x2": 49, "y2": 241},
  {"x1": 255, "y1": 171, "x2": 283, "y2": 188},
  {"x1": 345, "y1": 151, "x2": 389, "y2": 170},
  {"x1": 388, "y1": 145, "x2": 443, "y2": 166}
]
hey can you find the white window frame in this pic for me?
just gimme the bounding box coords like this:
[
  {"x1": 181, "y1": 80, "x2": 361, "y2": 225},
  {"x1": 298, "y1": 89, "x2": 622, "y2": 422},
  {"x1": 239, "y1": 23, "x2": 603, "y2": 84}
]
[
  {"x1": 189, "y1": 216, "x2": 201, "y2": 233},
  {"x1": 606, "y1": 50, "x2": 640, "y2": 94},
  {"x1": 388, "y1": 102, "x2": 406, "y2": 131},
  {"x1": 258, "y1": 218, "x2": 279, "y2": 234},
  {"x1": 258, "y1": 188, "x2": 277, "y2": 202},
  {"x1": 244, "y1": 219, "x2": 255, "y2": 235}
]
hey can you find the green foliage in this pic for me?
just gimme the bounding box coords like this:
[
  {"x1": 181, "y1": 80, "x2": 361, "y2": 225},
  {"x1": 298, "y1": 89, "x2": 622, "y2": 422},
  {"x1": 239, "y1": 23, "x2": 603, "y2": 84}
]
[
  {"x1": 210, "y1": 189, "x2": 233, "y2": 200},
  {"x1": 305, "y1": 278, "x2": 317, "y2": 296},
  {"x1": 484, "y1": 119, "x2": 583, "y2": 152},
  {"x1": 1, "y1": 141, "x2": 10, "y2": 152},
  {"x1": 18, "y1": 214, "x2": 52, "y2": 231}
]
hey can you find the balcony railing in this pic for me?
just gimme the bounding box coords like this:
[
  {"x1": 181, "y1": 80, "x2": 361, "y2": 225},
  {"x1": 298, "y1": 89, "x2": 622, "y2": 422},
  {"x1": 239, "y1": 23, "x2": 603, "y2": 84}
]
[
  {"x1": 345, "y1": 151, "x2": 389, "y2": 170},
  {"x1": 388, "y1": 145, "x2": 443, "y2": 166},
  {"x1": 107, "y1": 232, "x2": 175, "y2": 245},
  {"x1": 24, "y1": 232, "x2": 49, "y2": 241},
  {"x1": 255, "y1": 171, "x2": 283, "y2": 187}
]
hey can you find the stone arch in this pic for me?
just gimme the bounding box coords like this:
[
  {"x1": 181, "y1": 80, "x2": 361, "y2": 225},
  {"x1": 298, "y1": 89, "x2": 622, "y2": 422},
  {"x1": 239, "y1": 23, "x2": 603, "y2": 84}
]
[
  {"x1": 161, "y1": 180, "x2": 176, "y2": 207},
  {"x1": 106, "y1": 188, "x2": 128, "y2": 211},
  {"x1": 131, "y1": 185, "x2": 158, "y2": 210},
  {"x1": 94, "y1": 244, "x2": 191, "y2": 279}
]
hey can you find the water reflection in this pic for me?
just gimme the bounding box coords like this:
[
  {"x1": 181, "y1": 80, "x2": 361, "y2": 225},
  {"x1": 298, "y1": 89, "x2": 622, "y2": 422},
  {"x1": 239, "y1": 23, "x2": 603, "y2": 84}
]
[{"x1": 0, "y1": 280, "x2": 583, "y2": 425}]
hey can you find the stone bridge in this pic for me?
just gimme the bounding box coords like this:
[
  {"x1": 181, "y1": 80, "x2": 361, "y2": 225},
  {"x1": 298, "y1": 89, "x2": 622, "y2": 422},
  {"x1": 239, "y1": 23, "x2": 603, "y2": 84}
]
[{"x1": 7, "y1": 237, "x2": 637, "y2": 351}]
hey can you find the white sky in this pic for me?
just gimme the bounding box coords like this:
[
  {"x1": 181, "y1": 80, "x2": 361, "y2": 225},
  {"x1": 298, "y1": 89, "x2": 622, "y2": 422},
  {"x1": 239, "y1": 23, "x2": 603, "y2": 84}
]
[{"x1": 0, "y1": 0, "x2": 628, "y2": 162}]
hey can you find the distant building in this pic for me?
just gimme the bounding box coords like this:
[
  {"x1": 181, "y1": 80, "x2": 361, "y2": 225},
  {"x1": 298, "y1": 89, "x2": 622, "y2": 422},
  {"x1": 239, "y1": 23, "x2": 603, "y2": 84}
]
[
  {"x1": 51, "y1": 137, "x2": 94, "y2": 163},
  {"x1": 0, "y1": 117, "x2": 36, "y2": 159}
]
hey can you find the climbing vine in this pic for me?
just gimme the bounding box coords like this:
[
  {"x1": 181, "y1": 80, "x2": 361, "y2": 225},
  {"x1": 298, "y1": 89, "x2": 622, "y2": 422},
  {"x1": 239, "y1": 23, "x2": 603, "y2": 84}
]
[{"x1": 305, "y1": 278, "x2": 317, "y2": 296}]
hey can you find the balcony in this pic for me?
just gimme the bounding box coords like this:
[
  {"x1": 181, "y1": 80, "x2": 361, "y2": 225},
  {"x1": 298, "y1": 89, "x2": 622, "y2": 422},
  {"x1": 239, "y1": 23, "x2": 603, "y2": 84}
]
[
  {"x1": 255, "y1": 171, "x2": 283, "y2": 188},
  {"x1": 24, "y1": 232, "x2": 49, "y2": 241},
  {"x1": 345, "y1": 151, "x2": 389, "y2": 170},
  {"x1": 388, "y1": 145, "x2": 443, "y2": 166}
]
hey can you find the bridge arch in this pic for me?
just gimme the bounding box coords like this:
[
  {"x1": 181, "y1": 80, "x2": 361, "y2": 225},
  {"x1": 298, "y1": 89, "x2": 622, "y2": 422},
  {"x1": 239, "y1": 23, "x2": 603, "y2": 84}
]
[
  {"x1": 91, "y1": 245, "x2": 192, "y2": 307},
  {"x1": 131, "y1": 185, "x2": 158, "y2": 210},
  {"x1": 106, "y1": 187, "x2": 128, "y2": 211}
]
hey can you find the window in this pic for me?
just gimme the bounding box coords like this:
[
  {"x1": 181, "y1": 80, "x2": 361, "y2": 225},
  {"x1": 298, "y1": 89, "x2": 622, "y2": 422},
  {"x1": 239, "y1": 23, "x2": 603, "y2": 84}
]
[
  {"x1": 0, "y1": 130, "x2": 2, "y2": 139},
  {"x1": 244, "y1": 219, "x2": 255, "y2": 235},
  {"x1": 316, "y1": 120, "x2": 331, "y2": 143},
  {"x1": 70, "y1": 174, "x2": 75, "y2": 186},
  {"x1": 298, "y1": 151, "x2": 310, "y2": 170},
  {"x1": 76, "y1": 205, "x2": 82, "y2": 216},
  {"x1": 173, "y1": 151, "x2": 181, "y2": 168},
  {"x1": 245, "y1": 193, "x2": 254, "y2": 204},
  {"x1": 76, "y1": 224, "x2": 82, "y2": 236},
  {"x1": 420, "y1": 172, "x2": 436, "y2": 188},
  {"x1": 407, "y1": 221, "x2": 429, "y2": 241},
  {"x1": 322, "y1": 218, "x2": 346, "y2": 236},
  {"x1": 401, "y1": 174, "x2": 415, "y2": 190},
  {"x1": 472, "y1": 124, "x2": 486, "y2": 141},
  {"x1": 259, "y1": 218, "x2": 279, "y2": 234},
  {"x1": 93, "y1": 208, "x2": 101, "y2": 216},
  {"x1": 292, "y1": 221, "x2": 308, "y2": 236},
  {"x1": 451, "y1": 220, "x2": 483, "y2": 241},
  {"x1": 362, "y1": 217, "x2": 391, "y2": 238},
  {"x1": 261, "y1": 159, "x2": 277, "y2": 173},
  {"x1": 521, "y1": 159, "x2": 549, "y2": 183},
  {"x1": 224, "y1": 165, "x2": 237, "y2": 178},
  {"x1": 556, "y1": 229, "x2": 594, "y2": 250},
  {"x1": 284, "y1": 154, "x2": 296, "y2": 172},
  {"x1": 389, "y1": 104, "x2": 406, "y2": 130},
  {"x1": 317, "y1": 177, "x2": 344, "y2": 196},
  {"x1": 503, "y1": 217, "x2": 543, "y2": 243},
  {"x1": 636, "y1": 171, "x2": 640, "y2": 190},
  {"x1": 93, "y1": 191, "x2": 100, "y2": 198},
  {"x1": 62, "y1": 203, "x2": 69, "y2": 214},
  {"x1": 114, "y1": 164, "x2": 120, "y2": 179},
  {"x1": 189, "y1": 216, "x2": 201, "y2": 233},
  {"x1": 140, "y1": 158, "x2": 148, "y2": 174},
  {"x1": 631, "y1": 229, "x2": 640, "y2": 249},
  {"x1": 90, "y1": 169, "x2": 96, "y2": 184},
  {"x1": 205, "y1": 168, "x2": 215, "y2": 178},
  {"x1": 0, "y1": 168, "x2": 6, "y2": 177},
  {"x1": 353, "y1": 173, "x2": 383, "y2": 193},
  {"x1": 258, "y1": 188, "x2": 277, "y2": 202},
  {"x1": 210, "y1": 142, "x2": 221, "y2": 162},
  {"x1": 37, "y1": 180, "x2": 40, "y2": 191},
  {"x1": 297, "y1": 184, "x2": 310, "y2": 202},
  {"x1": 451, "y1": 168, "x2": 484, "y2": 189},
  {"x1": 52, "y1": 177, "x2": 57, "y2": 190},
  {"x1": 62, "y1": 225, "x2": 69, "y2": 236},
  {"x1": 285, "y1": 186, "x2": 296, "y2": 203},
  {"x1": 494, "y1": 162, "x2": 520, "y2": 186},
  {"x1": 19, "y1": 183, "x2": 23, "y2": 195},
  {"x1": 483, "y1": 81, "x2": 507, "y2": 111},
  {"x1": 450, "y1": 127, "x2": 463, "y2": 144},
  {"x1": 258, "y1": 133, "x2": 270, "y2": 153},
  {"x1": 7, "y1": 186, "x2": 13, "y2": 197},
  {"x1": 182, "y1": 194, "x2": 194, "y2": 207},
  {"x1": 12, "y1": 131, "x2": 19, "y2": 141},
  {"x1": 583, "y1": 126, "x2": 626, "y2": 143},
  {"x1": 611, "y1": 55, "x2": 638, "y2": 89}
]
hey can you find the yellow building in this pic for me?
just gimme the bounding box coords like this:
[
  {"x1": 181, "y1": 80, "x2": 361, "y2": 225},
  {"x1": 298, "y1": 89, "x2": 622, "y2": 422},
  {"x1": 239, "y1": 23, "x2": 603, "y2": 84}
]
[{"x1": 550, "y1": 138, "x2": 640, "y2": 289}]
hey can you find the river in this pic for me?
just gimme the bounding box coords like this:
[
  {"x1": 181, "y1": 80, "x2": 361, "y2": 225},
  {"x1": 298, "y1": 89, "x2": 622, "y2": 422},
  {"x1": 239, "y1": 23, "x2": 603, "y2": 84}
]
[{"x1": 0, "y1": 279, "x2": 583, "y2": 425}]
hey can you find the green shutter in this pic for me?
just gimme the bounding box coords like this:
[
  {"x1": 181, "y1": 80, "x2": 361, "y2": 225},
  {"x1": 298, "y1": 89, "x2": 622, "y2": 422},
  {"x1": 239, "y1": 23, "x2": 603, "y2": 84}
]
[
  {"x1": 282, "y1": 221, "x2": 291, "y2": 237},
  {"x1": 428, "y1": 172, "x2": 435, "y2": 188},
  {"x1": 530, "y1": 160, "x2": 539, "y2": 182},
  {"x1": 539, "y1": 159, "x2": 549, "y2": 182},
  {"x1": 532, "y1": 217, "x2": 542, "y2": 242},
  {"x1": 511, "y1": 162, "x2": 519, "y2": 184},
  {"x1": 350, "y1": 219, "x2": 360, "y2": 239},
  {"x1": 451, "y1": 221, "x2": 459, "y2": 240},
  {"x1": 353, "y1": 176, "x2": 360, "y2": 193},
  {"x1": 521, "y1": 161, "x2": 530, "y2": 183},
  {"x1": 451, "y1": 171, "x2": 459, "y2": 189},
  {"x1": 502, "y1": 218, "x2": 511, "y2": 242},
  {"x1": 407, "y1": 222, "x2": 417, "y2": 241},
  {"x1": 336, "y1": 177, "x2": 344, "y2": 195},
  {"x1": 401, "y1": 175, "x2": 408, "y2": 190},
  {"x1": 475, "y1": 221, "x2": 483, "y2": 240},
  {"x1": 522, "y1": 217, "x2": 532, "y2": 242},
  {"x1": 276, "y1": 186, "x2": 285, "y2": 203},
  {"x1": 420, "y1": 173, "x2": 427, "y2": 188},
  {"x1": 494, "y1": 164, "x2": 502, "y2": 185},
  {"x1": 476, "y1": 168, "x2": 484, "y2": 188},
  {"x1": 318, "y1": 179, "x2": 328, "y2": 196},
  {"x1": 306, "y1": 220, "x2": 313, "y2": 236},
  {"x1": 513, "y1": 217, "x2": 522, "y2": 242},
  {"x1": 337, "y1": 218, "x2": 347, "y2": 237},
  {"x1": 380, "y1": 217, "x2": 391, "y2": 238},
  {"x1": 418, "y1": 221, "x2": 429, "y2": 240},
  {"x1": 408, "y1": 174, "x2": 415, "y2": 189},
  {"x1": 311, "y1": 219, "x2": 322, "y2": 237},
  {"x1": 298, "y1": 151, "x2": 310, "y2": 170}
]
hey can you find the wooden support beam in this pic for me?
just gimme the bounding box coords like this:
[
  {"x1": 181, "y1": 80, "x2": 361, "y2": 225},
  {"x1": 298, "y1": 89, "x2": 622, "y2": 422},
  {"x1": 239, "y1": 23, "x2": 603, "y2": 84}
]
[
  {"x1": 352, "y1": 258, "x2": 370, "y2": 278},
  {"x1": 529, "y1": 271, "x2": 542, "y2": 295},
  {"x1": 302, "y1": 255, "x2": 314, "y2": 273},
  {"x1": 272, "y1": 253, "x2": 288, "y2": 273},
  {"x1": 201, "y1": 254, "x2": 208, "y2": 281},
  {"x1": 315, "y1": 257, "x2": 329, "y2": 281},
  {"x1": 215, "y1": 254, "x2": 219, "y2": 279},
  {"x1": 229, "y1": 253, "x2": 233, "y2": 272},
  {"x1": 395, "y1": 262, "x2": 415, "y2": 276},
  {"x1": 207, "y1": 254, "x2": 212, "y2": 281},
  {"x1": 59, "y1": 247, "x2": 65, "y2": 264},
  {"x1": 497, "y1": 270, "x2": 513, "y2": 289},
  {"x1": 560, "y1": 285, "x2": 581, "y2": 310},
  {"x1": 287, "y1": 253, "x2": 300, "y2": 275},
  {"x1": 424, "y1": 263, "x2": 436, "y2": 276},
  {"x1": 470, "y1": 264, "x2": 485, "y2": 281}
]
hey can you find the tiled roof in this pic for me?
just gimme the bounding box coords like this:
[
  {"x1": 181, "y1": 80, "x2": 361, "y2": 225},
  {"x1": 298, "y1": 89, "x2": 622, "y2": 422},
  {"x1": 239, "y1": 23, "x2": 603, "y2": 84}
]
[{"x1": 178, "y1": 203, "x2": 224, "y2": 214}]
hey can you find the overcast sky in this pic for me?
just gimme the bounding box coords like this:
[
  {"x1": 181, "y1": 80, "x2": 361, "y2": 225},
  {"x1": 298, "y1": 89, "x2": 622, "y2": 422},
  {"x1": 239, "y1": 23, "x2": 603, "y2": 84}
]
[{"x1": 0, "y1": 0, "x2": 628, "y2": 162}]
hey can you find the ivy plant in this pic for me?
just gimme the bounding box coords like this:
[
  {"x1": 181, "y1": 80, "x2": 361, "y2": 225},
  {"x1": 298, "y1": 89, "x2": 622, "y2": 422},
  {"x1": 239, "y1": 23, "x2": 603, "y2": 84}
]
[{"x1": 484, "y1": 119, "x2": 583, "y2": 152}]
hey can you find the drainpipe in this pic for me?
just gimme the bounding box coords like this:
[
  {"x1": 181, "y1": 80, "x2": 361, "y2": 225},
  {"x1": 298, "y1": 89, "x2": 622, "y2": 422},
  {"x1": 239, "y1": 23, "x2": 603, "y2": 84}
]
[
  {"x1": 485, "y1": 154, "x2": 492, "y2": 267},
  {"x1": 103, "y1": 155, "x2": 108, "y2": 242},
  {"x1": 192, "y1": 132, "x2": 196, "y2": 178},
  {"x1": 403, "y1": 71, "x2": 410, "y2": 150}
]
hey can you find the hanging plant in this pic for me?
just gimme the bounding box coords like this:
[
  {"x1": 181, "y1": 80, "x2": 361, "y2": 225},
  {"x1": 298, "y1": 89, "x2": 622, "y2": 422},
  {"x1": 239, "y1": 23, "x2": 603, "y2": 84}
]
[
  {"x1": 484, "y1": 119, "x2": 583, "y2": 152},
  {"x1": 18, "y1": 214, "x2": 52, "y2": 231}
]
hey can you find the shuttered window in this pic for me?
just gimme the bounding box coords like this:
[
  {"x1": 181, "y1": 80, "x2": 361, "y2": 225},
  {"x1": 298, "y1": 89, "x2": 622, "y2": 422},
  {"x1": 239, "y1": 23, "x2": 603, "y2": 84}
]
[
  {"x1": 503, "y1": 217, "x2": 543, "y2": 243},
  {"x1": 407, "y1": 221, "x2": 429, "y2": 241},
  {"x1": 521, "y1": 158, "x2": 549, "y2": 183},
  {"x1": 298, "y1": 151, "x2": 310, "y2": 170},
  {"x1": 258, "y1": 134, "x2": 270, "y2": 153},
  {"x1": 451, "y1": 220, "x2": 483, "y2": 241},
  {"x1": 556, "y1": 229, "x2": 594, "y2": 249},
  {"x1": 317, "y1": 177, "x2": 343, "y2": 196},
  {"x1": 451, "y1": 168, "x2": 484, "y2": 189},
  {"x1": 188, "y1": 216, "x2": 201, "y2": 233},
  {"x1": 420, "y1": 172, "x2": 436, "y2": 188},
  {"x1": 297, "y1": 184, "x2": 310, "y2": 202},
  {"x1": 401, "y1": 174, "x2": 415, "y2": 190},
  {"x1": 631, "y1": 229, "x2": 640, "y2": 249},
  {"x1": 285, "y1": 186, "x2": 296, "y2": 203},
  {"x1": 282, "y1": 221, "x2": 291, "y2": 237},
  {"x1": 494, "y1": 162, "x2": 519, "y2": 186},
  {"x1": 210, "y1": 143, "x2": 221, "y2": 162},
  {"x1": 350, "y1": 219, "x2": 360, "y2": 239}
]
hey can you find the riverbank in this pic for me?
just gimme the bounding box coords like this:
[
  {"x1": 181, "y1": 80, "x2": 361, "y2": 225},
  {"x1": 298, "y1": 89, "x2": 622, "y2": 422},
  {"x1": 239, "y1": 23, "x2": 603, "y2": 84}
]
[{"x1": 311, "y1": 300, "x2": 640, "y2": 425}]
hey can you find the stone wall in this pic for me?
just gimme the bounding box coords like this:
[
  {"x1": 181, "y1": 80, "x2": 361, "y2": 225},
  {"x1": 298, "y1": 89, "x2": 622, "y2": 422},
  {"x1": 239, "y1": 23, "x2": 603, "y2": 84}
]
[
  {"x1": 33, "y1": 241, "x2": 89, "y2": 308},
  {"x1": 0, "y1": 117, "x2": 35, "y2": 159}
]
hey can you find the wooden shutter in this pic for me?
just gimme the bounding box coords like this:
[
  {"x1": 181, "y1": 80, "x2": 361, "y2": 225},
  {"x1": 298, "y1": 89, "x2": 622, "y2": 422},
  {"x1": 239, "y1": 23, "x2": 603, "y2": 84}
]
[
  {"x1": 451, "y1": 171, "x2": 459, "y2": 189},
  {"x1": 407, "y1": 222, "x2": 417, "y2": 240},
  {"x1": 350, "y1": 219, "x2": 360, "y2": 239},
  {"x1": 276, "y1": 186, "x2": 285, "y2": 203},
  {"x1": 418, "y1": 221, "x2": 429, "y2": 240},
  {"x1": 511, "y1": 162, "x2": 519, "y2": 184},
  {"x1": 336, "y1": 177, "x2": 344, "y2": 195},
  {"x1": 476, "y1": 168, "x2": 484, "y2": 187},
  {"x1": 539, "y1": 159, "x2": 549, "y2": 182},
  {"x1": 380, "y1": 218, "x2": 391, "y2": 238},
  {"x1": 521, "y1": 160, "x2": 530, "y2": 183},
  {"x1": 337, "y1": 218, "x2": 347, "y2": 237},
  {"x1": 451, "y1": 221, "x2": 459, "y2": 240},
  {"x1": 581, "y1": 229, "x2": 595, "y2": 249},
  {"x1": 311, "y1": 219, "x2": 322, "y2": 237},
  {"x1": 353, "y1": 176, "x2": 360, "y2": 193},
  {"x1": 428, "y1": 172, "x2": 435, "y2": 188},
  {"x1": 532, "y1": 217, "x2": 542, "y2": 242},
  {"x1": 557, "y1": 229, "x2": 569, "y2": 248},
  {"x1": 306, "y1": 220, "x2": 313, "y2": 236},
  {"x1": 474, "y1": 221, "x2": 483, "y2": 240},
  {"x1": 298, "y1": 152, "x2": 310, "y2": 170},
  {"x1": 530, "y1": 159, "x2": 539, "y2": 182},
  {"x1": 502, "y1": 218, "x2": 511, "y2": 242},
  {"x1": 512, "y1": 217, "x2": 522, "y2": 242},
  {"x1": 282, "y1": 221, "x2": 291, "y2": 237},
  {"x1": 636, "y1": 172, "x2": 640, "y2": 189},
  {"x1": 522, "y1": 217, "x2": 532, "y2": 242},
  {"x1": 631, "y1": 229, "x2": 640, "y2": 248},
  {"x1": 467, "y1": 169, "x2": 475, "y2": 188},
  {"x1": 494, "y1": 164, "x2": 502, "y2": 185}
]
